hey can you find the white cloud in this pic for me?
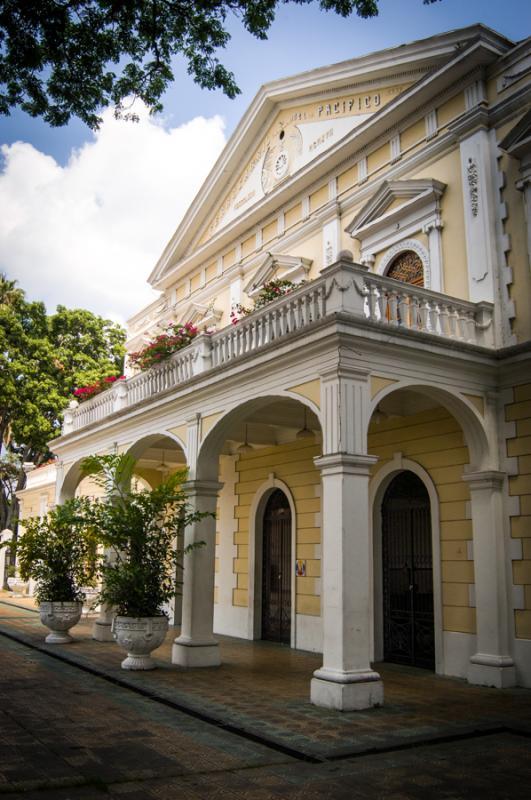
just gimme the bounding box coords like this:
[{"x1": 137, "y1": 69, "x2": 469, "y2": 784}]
[{"x1": 0, "y1": 105, "x2": 226, "y2": 324}]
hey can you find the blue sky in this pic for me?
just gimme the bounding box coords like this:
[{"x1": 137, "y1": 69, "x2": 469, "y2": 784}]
[
  {"x1": 3, "y1": 0, "x2": 530, "y2": 165},
  {"x1": 1, "y1": 0, "x2": 530, "y2": 321}
]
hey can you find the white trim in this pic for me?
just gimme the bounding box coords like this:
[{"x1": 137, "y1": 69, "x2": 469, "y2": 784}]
[
  {"x1": 247, "y1": 476, "x2": 297, "y2": 647},
  {"x1": 370, "y1": 453, "x2": 444, "y2": 675},
  {"x1": 378, "y1": 238, "x2": 431, "y2": 286}
]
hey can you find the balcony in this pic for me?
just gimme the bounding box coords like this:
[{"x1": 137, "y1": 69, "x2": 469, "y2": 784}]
[{"x1": 63, "y1": 257, "x2": 495, "y2": 435}]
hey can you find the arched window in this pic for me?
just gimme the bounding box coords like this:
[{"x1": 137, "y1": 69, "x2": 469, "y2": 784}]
[{"x1": 386, "y1": 250, "x2": 424, "y2": 287}]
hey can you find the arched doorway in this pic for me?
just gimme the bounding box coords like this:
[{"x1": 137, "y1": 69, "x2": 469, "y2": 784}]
[
  {"x1": 261, "y1": 489, "x2": 292, "y2": 644},
  {"x1": 381, "y1": 471, "x2": 434, "y2": 669}
]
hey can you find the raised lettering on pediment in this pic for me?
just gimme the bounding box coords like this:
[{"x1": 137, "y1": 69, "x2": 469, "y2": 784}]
[{"x1": 201, "y1": 84, "x2": 410, "y2": 244}]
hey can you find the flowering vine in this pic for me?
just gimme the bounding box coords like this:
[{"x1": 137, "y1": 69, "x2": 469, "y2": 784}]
[
  {"x1": 73, "y1": 375, "x2": 125, "y2": 402},
  {"x1": 230, "y1": 279, "x2": 300, "y2": 325},
  {"x1": 129, "y1": 322, "x2": 198, "y2": 371}
]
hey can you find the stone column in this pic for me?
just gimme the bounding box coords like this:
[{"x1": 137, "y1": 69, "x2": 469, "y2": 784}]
[
  {"x1": 172, "y1": 479, "x2": 222, "y2": 667},
  {"x1": 93, "y1": 547, "x2": 117, "y2": 642},
  {"x1": 310, "y1": 361, "x2": 383, "y2": 710},
  {"x1": 311, "y1": 453, "x2": 383, "y2": 711},
  {"x1": 463, "y1": 470, "x2": 516, "y2": 688}
]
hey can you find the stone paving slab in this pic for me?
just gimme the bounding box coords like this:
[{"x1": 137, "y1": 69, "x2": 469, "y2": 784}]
[{"x1": 1, "y1": 600, "x2": 530, "y2": 763}]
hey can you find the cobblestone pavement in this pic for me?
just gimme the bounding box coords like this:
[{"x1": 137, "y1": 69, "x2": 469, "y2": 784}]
[{"x1": 1, "y1": 599, "x2": 530, "y2": 798}]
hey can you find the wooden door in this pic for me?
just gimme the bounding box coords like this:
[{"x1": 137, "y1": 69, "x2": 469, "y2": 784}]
[{"x1": 261, "y1": 490, "x2": 292, "y2": 644}]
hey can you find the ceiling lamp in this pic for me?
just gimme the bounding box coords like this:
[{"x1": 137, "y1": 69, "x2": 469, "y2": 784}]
[
  {"x1": 237, "y1": 424, "x2": 253, "y2": 454},
  {"x1": 296, "y1": 407, "x2": 314, "y2": 440},
  {"x1": 155, "y1": 449, "x2": 170, "y2": 474}
]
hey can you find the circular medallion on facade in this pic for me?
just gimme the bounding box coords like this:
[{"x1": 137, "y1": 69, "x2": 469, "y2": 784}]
[{"x1": 261, "y1": 124, "x2": 303, "y2": 194}]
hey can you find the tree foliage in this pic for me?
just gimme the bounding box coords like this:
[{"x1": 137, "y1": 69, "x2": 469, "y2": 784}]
[
  {"x1": 0, "y1": 0, "x2": 438, "y2": 130},
  {"x1": 15, "y1": 497, "x2": 99, "y2": 603},
  {"x1": 0, "y1": 273, "x2": 126, "y2": 533},
  {"x1": 80, "y1": 454, "x2": 206, "y2": 617}
]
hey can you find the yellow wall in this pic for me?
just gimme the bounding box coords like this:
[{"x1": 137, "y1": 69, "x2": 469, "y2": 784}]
[
  {"x1": 411, "y1": 148, "x2": 468, "y2": 299},
  {"x1": 506, "y1": 383, "x2": 531, "y2": 639},
  {"x1": 233, "y1": 439, "x2": 321, "y2": 615},
  {"x1": 369, "y1": 405, "x2": 475, "y2": 634}
]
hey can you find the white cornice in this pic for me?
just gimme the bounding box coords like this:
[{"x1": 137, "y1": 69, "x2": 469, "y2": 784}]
[
  {"x1": 346, "y1": 179, "x2": 446, "y2": 236},
  {"x1": 149, "y1": 26, "x2": 512, "y2": 291}
]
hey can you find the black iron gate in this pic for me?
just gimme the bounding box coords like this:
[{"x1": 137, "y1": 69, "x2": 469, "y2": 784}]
[
  {"x1": 262, "y1": 489, "x2": 291, "y2": 644},
  {"x1": 382, "y1": 471, "x2": 435, "y2": 669}
]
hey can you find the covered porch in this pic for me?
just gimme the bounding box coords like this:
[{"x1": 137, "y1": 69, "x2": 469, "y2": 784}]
[{"x1": 1, "y1": 597, "x2": 530, "y2": 763}]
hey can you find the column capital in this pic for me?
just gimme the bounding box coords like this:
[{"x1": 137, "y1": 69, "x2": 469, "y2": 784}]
[
  {"x1": 314, "y1": 453, "x2": 378, "y2": 475},
  {"x1": 182, "y1": 479, "x2": 223, "y2": 498},
  {"x1": 462, "y1": 470, "x2": 505, "y2": 490}
]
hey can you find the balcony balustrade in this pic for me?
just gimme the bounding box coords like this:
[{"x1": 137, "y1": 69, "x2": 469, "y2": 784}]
[{"x1": 63, "y1": 258, "x2": 494, "y2": 435}]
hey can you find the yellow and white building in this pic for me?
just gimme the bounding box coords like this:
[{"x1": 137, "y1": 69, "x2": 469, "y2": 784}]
[{"x1": 19, "y1": 24, "x2": 531, "y2": 709}]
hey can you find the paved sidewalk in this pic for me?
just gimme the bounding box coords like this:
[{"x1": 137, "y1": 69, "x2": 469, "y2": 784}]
[{"x1": 1, "y1": 597, "x2": 531, "y2": 798}]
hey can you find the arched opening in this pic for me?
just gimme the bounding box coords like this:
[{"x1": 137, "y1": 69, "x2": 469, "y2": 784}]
[
  {"x1": 197, "y1": 394, "x2": 322, "y2": 651},
  {"x1": 385, "y1": 249, "x2": 424, "y2": 286},
  {"x1": 261, "y1": 489, "x2": 292, "y2": 644},
  {"x1": 368, "y1": 384, "x2": 492, "y2": 679},
  {"x1": 381, "y1": 471, "x2": 434, "y2": 669}
]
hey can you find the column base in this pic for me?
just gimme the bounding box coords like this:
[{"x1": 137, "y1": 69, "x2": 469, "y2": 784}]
[
  {"x1": 468, "y1": 653, "x2": 516, "y2": 688},
  {"x1": 92, "y1": 620, "x2": 114, "y2": 642},
  {"x1": 172, "y1": 638, "x2": 220, "y2": 668},
  {"x1": 311, "y1": 669, "x2": 384, "y2": 711}
]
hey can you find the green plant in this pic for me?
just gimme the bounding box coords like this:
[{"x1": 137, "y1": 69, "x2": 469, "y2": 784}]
[
  {"x1": 230, "y1": 279, "x2": 301, "y2": 324},
  {"x1": 16, "y1": 498, "x2": 99, "y2": 604},
  {"x1": 6, "y1": 564, "x2": 16, "y2": 579},
  {"x1": 81, "y1": 454, "x2": 207, "y2": 618}
]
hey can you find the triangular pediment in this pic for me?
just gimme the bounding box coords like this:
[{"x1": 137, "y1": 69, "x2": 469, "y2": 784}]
[
  {"x1": 346, "y1": 179, "x2": 446, "y2": 239},
  {"x1": 499, "y1": 109, "x2": 531, "y2": 158},
  {"x1": 148, "y1": 25, "x2": 512, "y2": 291},
  {"x1": 243, "y1": 253, "x2": 313, "y2": 297}
]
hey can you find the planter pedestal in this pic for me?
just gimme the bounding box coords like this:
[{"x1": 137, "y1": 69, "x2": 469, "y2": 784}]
[
  {"x1": 113, "y1": 616, "x2": 169, "y2": 670},
  {"x1": 39, "y1": 601, "x2": 83, "y2": 644}
]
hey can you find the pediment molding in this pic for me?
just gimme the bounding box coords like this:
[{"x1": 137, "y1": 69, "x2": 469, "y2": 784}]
[
  {"x1": 346, "y1": 179, "x2": 446, "y2": 239},
  {"x1": 148, "y1": 26, "x2": 511, "y2": 291},
  {"x1": 499, "y1": 108, "x2": 531, "y2": 160},
  {"x1": 180, "y1": 300, "x2": 223, "y2": 330},
  {"x1": 244, "y1": 253, "x2": 312, "y2": 297}
]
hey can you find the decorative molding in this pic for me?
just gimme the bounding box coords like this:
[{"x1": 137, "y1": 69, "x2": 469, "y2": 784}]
[
  {"x1": 243, "y1": 252, "x2": 312, "y2": 296},
  {"x1": 466, "y1": 158, "x2": 479, "y2": 218},
  {"x1": 378, "y1": 238, "x2": 431, "y2": 285}
]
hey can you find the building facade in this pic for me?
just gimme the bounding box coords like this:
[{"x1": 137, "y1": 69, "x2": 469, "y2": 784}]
[{"x1": 19, "y1": 25, "x2": 531, "y2": 710}]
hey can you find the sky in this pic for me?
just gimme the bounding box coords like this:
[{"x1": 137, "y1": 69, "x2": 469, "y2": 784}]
[{"x1": 1, "y1": 0, "x2": 531, "y2": 325}]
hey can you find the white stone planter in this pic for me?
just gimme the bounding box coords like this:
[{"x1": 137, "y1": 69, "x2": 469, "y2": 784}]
[
  {"x1": 39, "y1": 601, "x2": 83, "y2": 644},
  {"x1": 6, "y1": 577, "x2": 17, "y2": 591},
  {"x1": 112, "y1": 615, "x2": 169, "y2": 670}
]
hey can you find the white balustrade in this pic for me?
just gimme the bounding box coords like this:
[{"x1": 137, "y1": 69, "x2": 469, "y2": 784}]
[{"x1": 64, "y1": 260, "x2": 494, "y2": 434}]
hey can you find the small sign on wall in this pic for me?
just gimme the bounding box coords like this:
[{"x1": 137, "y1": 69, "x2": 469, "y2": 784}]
[{"x1": 295, "y1": 560, "x2": 306, "y2": 577}]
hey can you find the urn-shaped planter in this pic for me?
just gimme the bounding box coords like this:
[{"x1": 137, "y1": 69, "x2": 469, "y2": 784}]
[
  {"x1": 112, "y1": 615, "x2": 168, "y2": 670},
  {"x1": 39, "y1": 601, "x2": 83, "y2": 644}
]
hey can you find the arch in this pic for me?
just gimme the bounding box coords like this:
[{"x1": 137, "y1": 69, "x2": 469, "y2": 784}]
[
  {"x1": 196, "y1": 393, "x2": 322, "y2": 481},
  {"x1": 125, "y1": 431, "x2": 187, "y2": 463},
  {"x1": 247, "y1": 476, "x2": 297, "y2": 646},
  {"x1": 378, "y1": 239, "x2": 431, "y2": 288},
  {"x1": 368, "y1": 382, "x2": 492, "y2": 471},
  {"x1": 386, "y1": 250, "x2": 424, "y2": 286},
  {"x1": 370, "y1": 454, "x2": 443, "y2": 674},
  {"x1": 59, "y1": 458, "x2": 89, "y2": 502}
]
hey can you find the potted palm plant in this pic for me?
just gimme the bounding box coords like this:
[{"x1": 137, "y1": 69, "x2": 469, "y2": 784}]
[
  {"x1": 81, "y1": 454, "x2": 205, "y2": 670},
  {"x1": 16, "y1": 499, "x2": 98, "y2": 643}
]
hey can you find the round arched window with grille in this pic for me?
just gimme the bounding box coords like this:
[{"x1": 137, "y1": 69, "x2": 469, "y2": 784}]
[{"x1": 385, "y1": 250, "x2": 424, "y2": 287}]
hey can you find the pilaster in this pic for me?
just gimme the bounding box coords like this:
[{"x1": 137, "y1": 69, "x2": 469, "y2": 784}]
[{"x1": 463, "y1": 470, "x2": 516, "y2": 688}]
